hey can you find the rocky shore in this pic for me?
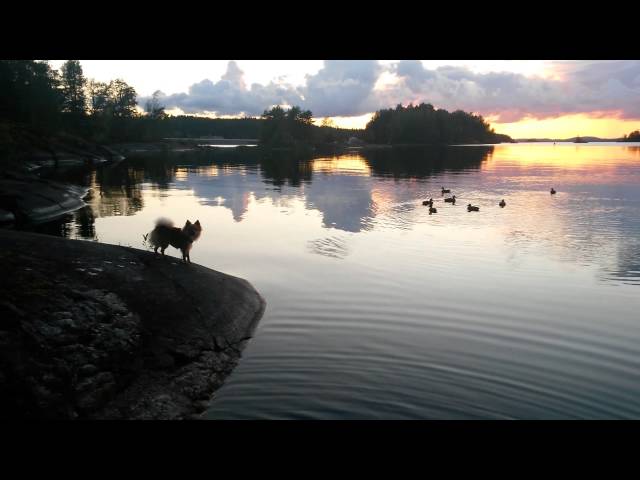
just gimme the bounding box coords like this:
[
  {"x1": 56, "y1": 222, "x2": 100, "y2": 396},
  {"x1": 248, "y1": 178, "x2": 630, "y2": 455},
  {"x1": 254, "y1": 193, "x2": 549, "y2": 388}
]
[
  {"x1": 0, "y1": 130, "x2": 201, "y2": 227},
  {"x1": 0, "y1": 230, "x2": 265, "y2": 419},
  {"x1": 0, "y1": 170, "x2": 89, "y2": 225}
]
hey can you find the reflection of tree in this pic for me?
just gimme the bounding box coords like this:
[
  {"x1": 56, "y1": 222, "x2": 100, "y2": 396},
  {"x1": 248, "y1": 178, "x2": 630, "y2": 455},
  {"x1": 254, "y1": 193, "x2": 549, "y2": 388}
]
[
  {"x1": 74, "y1": 205, "x2": 96, "y2": 239},
  {"x1": 362, "y1": 146, "x2": 493, "y2": 178},
  {"x1": 24, "y1": 213, "x2": 73, "y2": 238},
  {"x1": 158, "y1": 147, "x2": 493, "y2": 233},
  {"x1": 89, "y1": 166, "x2": 144, "y2": 217},
  {"x1": 260, "y1": 150, "x2": 314, "y2": 187},
  {"x1": 126, "y1": 153, "x2": 176, "y2": 190}
]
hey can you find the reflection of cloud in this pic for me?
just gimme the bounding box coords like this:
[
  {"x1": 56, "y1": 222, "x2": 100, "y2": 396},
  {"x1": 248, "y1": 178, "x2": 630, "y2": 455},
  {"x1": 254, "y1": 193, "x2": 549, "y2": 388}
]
[
  {"x1": 484, "y1": 144, "x2": 640, "y2": 285},
  {"x1": 67, "y1": 144, "x2": 640, "y2": 287},
  {"x1": 307, "y1": 235, "x2": 349, "y2": 259},
  {"x1": 305, "y1": 175, "x2": 374, "y2": 233},
  {"x1": 190, "y1": 169, "x2": 254, "y2": 221}
]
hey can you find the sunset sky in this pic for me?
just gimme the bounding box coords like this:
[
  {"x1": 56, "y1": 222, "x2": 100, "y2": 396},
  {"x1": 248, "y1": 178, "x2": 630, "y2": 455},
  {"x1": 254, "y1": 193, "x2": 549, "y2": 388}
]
[{"x1": 49, "y1": 60, "x2": 640, "y2": 139}]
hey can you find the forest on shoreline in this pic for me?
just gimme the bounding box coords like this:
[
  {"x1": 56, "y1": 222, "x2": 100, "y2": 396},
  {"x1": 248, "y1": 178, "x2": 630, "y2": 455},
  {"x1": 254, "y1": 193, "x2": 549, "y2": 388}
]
[{"x1": 0, "y1": 60, "x2": 550, "y2": 162}]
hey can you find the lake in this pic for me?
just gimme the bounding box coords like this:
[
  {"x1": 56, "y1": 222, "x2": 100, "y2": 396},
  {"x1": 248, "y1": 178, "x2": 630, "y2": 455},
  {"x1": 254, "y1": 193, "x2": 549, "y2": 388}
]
[{"x1": 29, "y1": 142, "x2": 640, "y2": 419}]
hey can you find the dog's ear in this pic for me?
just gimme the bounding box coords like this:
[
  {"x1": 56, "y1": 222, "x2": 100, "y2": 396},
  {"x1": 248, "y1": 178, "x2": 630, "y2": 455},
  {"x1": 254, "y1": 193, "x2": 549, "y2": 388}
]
[
  {"x1": 195, "y1": 220, "x2": 200, "y2": 226},
  {"x1": 185, "y1": 220, "x2": 192, "y2": 227}
]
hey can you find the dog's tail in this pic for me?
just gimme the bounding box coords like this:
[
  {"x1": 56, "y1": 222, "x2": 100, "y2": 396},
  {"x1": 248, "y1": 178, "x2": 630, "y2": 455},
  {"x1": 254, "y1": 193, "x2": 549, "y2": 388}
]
[
  {"x1": 155, "y1": 217, "x2": 174, "y2": 228},
  {"x1": 148, "y1": 217, "x2": 173, "y2": 248}
]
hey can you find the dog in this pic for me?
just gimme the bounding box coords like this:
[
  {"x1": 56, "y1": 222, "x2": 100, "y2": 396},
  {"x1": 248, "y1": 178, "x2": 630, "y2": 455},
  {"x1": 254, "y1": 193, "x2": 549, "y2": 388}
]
[{"x1": 146, "y1": 218, "x2": 203, "y2": 264}]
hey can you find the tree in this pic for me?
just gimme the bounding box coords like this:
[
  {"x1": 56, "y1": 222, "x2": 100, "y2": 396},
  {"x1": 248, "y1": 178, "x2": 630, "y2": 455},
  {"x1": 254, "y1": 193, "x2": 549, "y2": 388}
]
[
  {"x1": 86, "y1": 80, "x2": 111, "y2": 116},
  {"x1": 260, "y1": 105, "x2": 315, "y2": 146},
  {"x1": 260, "y1": 105, "x2": 289, "y2": 145},
  {"x1": 0, "y1": 60, "x2": 61, "y2": 131},
  {"x1": 108, "y1": 79, "x2": 138, "y2": 118},
  {"x1": 145, "y1": 90, "x2": 166, "y2": 120},
  {"x1": 622, "y1": 130, "x2": 640, "y2": 142},
  {"x1": 363, "y1": 102, "x2": 510, "y2": 145},
  {"x1": 60, "y1": 60, "x2": 87, "y2": 115}
]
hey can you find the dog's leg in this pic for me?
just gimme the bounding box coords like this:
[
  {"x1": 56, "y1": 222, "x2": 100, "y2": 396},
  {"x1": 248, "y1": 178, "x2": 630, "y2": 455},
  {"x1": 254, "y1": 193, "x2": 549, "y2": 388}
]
[{"x1": 154, "y1": 246, "x2": 159, "y2": 256}]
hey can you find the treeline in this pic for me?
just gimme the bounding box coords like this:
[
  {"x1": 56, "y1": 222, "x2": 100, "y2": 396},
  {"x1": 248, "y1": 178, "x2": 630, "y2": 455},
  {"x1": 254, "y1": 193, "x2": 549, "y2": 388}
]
[
  {"x1": 0, "y1": 60, "x2": 141, "y2": 140},
  {"x1": 0, "y1": 60, "x2": 293, "y2": 144},
  {"x1": 259, "y1": 105, "x2": 359, "y2": 148},
  {"x1": 621, "y1": 130, "x2": 640, "y2": 142},
  {"x1": 363, "y1": 103, "x2": 512, "y2": 145},
  {"x1": 1, "y1": 61, "x2": 510, "y2": 150}
]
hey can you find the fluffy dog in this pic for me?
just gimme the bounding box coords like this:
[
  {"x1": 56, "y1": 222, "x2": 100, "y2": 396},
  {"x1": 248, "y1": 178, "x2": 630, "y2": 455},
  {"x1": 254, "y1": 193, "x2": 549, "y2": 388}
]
[{"x1": 146, "y1": 218, "x2": 202, "y2": 264}]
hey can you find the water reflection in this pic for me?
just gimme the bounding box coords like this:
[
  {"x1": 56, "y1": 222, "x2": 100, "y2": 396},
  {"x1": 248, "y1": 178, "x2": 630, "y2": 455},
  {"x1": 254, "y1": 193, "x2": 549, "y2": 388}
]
[
  {"x1": 34, "y1": 144, "x2": 640, "y2": 285},
  {"x1": 24, "y1": 143, "x2": 640, "y2": 419},
  {"x1": 365, "y1": 145, "x2": 493, "y2": 178}
]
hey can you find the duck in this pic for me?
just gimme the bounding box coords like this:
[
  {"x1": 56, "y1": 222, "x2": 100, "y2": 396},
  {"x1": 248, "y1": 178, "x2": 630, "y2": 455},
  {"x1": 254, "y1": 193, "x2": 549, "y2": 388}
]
[
  {"x1": 499, "y1": 199, "x2": 506, "y2": 207},
  {"x1": 444, "y1": 195, "x2": 456, "y2": 204},
  {"x1": 422, "y1": 197, "x2": 434, "y2": 206},
  {"x1": 441, "y1": 187, "x2": 451, "y2": 194},
  {"x1": 550, "y1": 188, "x2": 557, "y2": 194},
  {"x1": 467, "y1": 204, "x2": 479, "y2": 212},
  {"x1": 429, "y1": 206, "x2": 437, "y2": 214}
]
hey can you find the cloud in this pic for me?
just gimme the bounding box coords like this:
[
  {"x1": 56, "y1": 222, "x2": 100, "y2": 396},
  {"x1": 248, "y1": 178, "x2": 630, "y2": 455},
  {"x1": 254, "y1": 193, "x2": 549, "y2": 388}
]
[
  {"x1": 138, "y1": 60, "x2": 640, "y2": 123},
  {"x1": 299, "y1": 60, "x2": 384, "y2": 116},
  {"x1": 138, "y1": 61, "x2": 304, "y2": 116},
  {"x1": 385, "y1": 60, "x2": 640, "y2": 122}
]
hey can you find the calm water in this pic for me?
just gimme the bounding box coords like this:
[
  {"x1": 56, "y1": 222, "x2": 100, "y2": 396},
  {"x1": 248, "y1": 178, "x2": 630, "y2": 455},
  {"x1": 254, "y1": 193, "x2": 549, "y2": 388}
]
[{"x1": 31, "y1": 143, "x2": 640, "y2": 419}]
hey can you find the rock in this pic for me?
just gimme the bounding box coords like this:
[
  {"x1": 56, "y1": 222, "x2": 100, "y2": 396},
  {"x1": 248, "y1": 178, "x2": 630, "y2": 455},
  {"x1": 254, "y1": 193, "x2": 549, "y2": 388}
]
[
  {"x1": 0, "y1": 229, "x2": 265, "y2": 419},
  {"x1": 0, "y1": 173, "x2": 88, "y2": 224}
]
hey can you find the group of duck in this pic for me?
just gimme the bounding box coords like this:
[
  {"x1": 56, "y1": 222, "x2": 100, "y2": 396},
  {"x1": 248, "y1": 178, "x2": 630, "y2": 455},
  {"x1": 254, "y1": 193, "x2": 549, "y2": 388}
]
[{"x1": 422, "y1": 186, "x2": 557, "y2": 214}]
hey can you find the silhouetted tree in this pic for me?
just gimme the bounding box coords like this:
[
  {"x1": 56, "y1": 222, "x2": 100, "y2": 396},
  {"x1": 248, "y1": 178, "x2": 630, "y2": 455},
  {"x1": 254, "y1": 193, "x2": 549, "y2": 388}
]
[
  {"x1": 108, "y1": 79, "x2": 138, "y2": 118},
  {"x1": 60, "y1": 60, "x2": 87, "y2": 116},
  {"x1": 87, "y1": 80, "x2": 111, "y2": 116},
  {"x1": 364, "y1": 102, "x2": 511, "y2": 145},
  {"x1": 1, "y1": 60, "x2": 361, "y2": 150},
  {"x1": 0, "y1": 60, "x2": 61, "y2": 132},
  {"x1": 621, "y1": 130, "x2": 640, "y2": 142},
  {"x1": 260, "y1": 105, "x2": 314, "y2": 146}
]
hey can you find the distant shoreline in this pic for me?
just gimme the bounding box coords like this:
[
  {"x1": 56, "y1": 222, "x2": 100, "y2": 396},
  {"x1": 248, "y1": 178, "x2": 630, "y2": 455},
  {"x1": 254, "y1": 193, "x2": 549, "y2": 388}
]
[{"x1": 514, "y1": 137, "x2": 637, "y2": 143}]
